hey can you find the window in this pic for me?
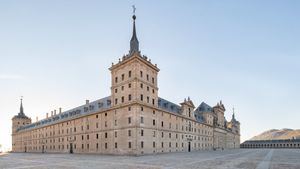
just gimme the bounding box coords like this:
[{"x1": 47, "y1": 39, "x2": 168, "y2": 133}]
[
  {"x1": 153, "y1": 119, "x2": 156, "y2": 125},
  {"x1": 152, "y1": 99, "x2": 155, "y2": 105},
  {"x1": 147, "y1": 86, "x2": 149, "y2": 91},
  {"x1": 82, "y1": 135, "x2": 84, "y2": 140},
  {"x1": 141, "y1": 141, "x2": 144, "y2": 148},
  {"x1": 115, "y1": 88, "x2": 117, "y2": 93},
  {"x1": 152, "y1": 77, "x2": 154, "y2": 84},
  {"x1": 128, "y1": 106, "x2": 131, "y2": 111},
  {"x1": 147, "y1": 96, "x2": 149, "y2": 103},
  {"x1": 161, "y1": 121, "x2": 164, "y2": 127},
  {"x1": 162, "y1": 142, "x2": 164, "y2": 148},
  {"x1": 87, "y1": 134, "x2": 89, "y2": 140},
  {"x1": 96, "y1": 115, "x2": 99, "y2": 118},
  {"x1": 121, "y1": 74, "x2": 124, "y2": 81},
  {"x1": 162, "y1": 132, "x2": 164, "y2": 138},
  {"x1": 115, "y1": 77, "x2": 118, "y2": 83},
  {"x1": 115, "y1": 98, "x2": 118, "y2": 105},
  {"x1": 87, "y1": 125, "x2": 89, "y2": 130},
  {"x1": 105, "y1": 113, "x2": 107, "y2": 116},
  {"x1": 121, "y1": 96, "x2": 124, "y2": 103},
  {"x1": 152, "y1": 89, "x2": 155, "y2": 94},
  {"x1": 115, "y1": 120, "x2": 117, "y2": 126},
  {"x1": 129, "y1": 142, "x2": 131, "y2": 148},
  {"x1": 141, "y1": 129, "x2": 144, "y2": 136},
  {"x1": 153, "y1": 142, "x2": 155, "y2": 148},
  {"x1": 105, "y1": 121, "x2": 107, "y2": 127},
  {"x1": 105, "y1": 143, "x2": 108, "y2": 149},
  {"x1": 129, "y1": 71, "x2": 131, "y2": 78},
  {"x1": 115, "y1": 142, "x2": 118, "y2": 148},
  {"x1": 128, "y1": 94, "x2": 131, "y2": 101},
  {"x1": 128, "y1": 130, "x2": 131, "y2": 136},
  {"x1": 140, "y1": 94, "x2": 143, "y2": 101},
  {"x1": 128, "y1": 117, "x2": 131, "y2": 124},
  {"x1": 96, "y1": 134, "x2": 99, "y2": 139},
  {"x1": 121, "y1": 86, "x2": 124, "y2": 91},
  {"x1": 141, "y1": 117, "x2": 144, "y2": 124},
  {"x1": 105, "y1": 132, "x2": 107, "y2": 138},
  {"x1": 169, "y1": 133, "x2": 171, "y2": 138},
  {"x1": 96, "y1": 143, "x2": 99, "y2": 149},
  {"x1": 128, "y1": 83, "x2": 131, "y2": 88},
  {"x1": 96, "y1": 123, "x2": 99, "y2": 128},
  {"x1": 140, "y1": 71, "x2": 143, "y2": 77},
  {"x1": 147, "y1": 74, "x2": 149, "y2": 81},
  {"x1": 141, "y1": 107, "x2": 144, "y2": 111},
  {"x1": 115, "y1": 131, "x2": 117, "y2": 138},
  {"x1": 140, "y1": 83, "x2": 143, "y2": 88}
]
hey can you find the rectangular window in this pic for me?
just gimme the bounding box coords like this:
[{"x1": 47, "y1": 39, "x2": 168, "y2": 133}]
[
  {"x1": 140, "y1": 71, "x2": 143, "y2": 78},
  {"x1": 153, "y1": 119, "x2": 156, "y2": 126},
  {"x1": 140, "y1": 94, "x2": 143, "y2": 101},
  {"x1": 129, "y1": 71, "x2": 131, "y2": 78},
  {"x1": 115, "y1": 142, "x2": 118, "y2": 148},
  {"x1": 105, "y1": 132, "x2": 107, "y2": 138},
  {"x1": 128, "y1": 130, "x2": 131, "y2": 136},
  {"x1": 105, "y1": 143, "x2": 107, "y2": 149},
  {"x1": 141, "y1": 129, "x2": 144, "y2": 136},
  {"x1": 115, "y1": 88, "x2": 117, "y2": 93},
  {"x1": 121, "y1": 96, "x2": 124, "y2": 103},
  {"x1": 87, "y1": 134, "x2": 89, "y2": 140},
  {"x1": 96, "y1": 123, "x2": 99, "y2": 128},
  {"x1": 141, "y1": 141, "x2": 144, "y2": 148},
  {"x1": 96, "y1": 143, "x2": 99, "y2": 149},
  {"x1": 147, "y1": 74, "x2": 149, "y2": 81},
  {"x1": 129, "y1": 142, "x2": 131, "y2": 148},
  {"x1": 152, "y1": 99, "x2": 155, "y2": 105},
  {"x1": 96, "y1": 134, "x2": 99, "y2": 139},
  {"x1": 141, "y1": 116, "x2": 144, "y2": 124},
  {"x1": 147, "y1": 96, "x2": 149, "y2": 103},
  {"x1": 128, "y1": 94, "x2": 131, "y2": 101},
  {"x1": 161, "y1": 121, "x2": 164, "y2": 127},
  {"x1": 152, "y1": 77, "x2": 154, "y2": 84},
  {"x1": 128, "y1": 83, "x2": 131, "y2": 88},
  {"x1": 121, "y1": 74, "x2": 124, "y2": 81},
  {"x1": 128, "y1": 117, "x2": 131, "y2": 124},
  {"x1": 115, "y1": 98, "x2": 118, "y2": 105},
  {"x1": 115, "y1": 77, "x2": 118, "y2": 83},
  {"x1": 115, "y1": 131, "x2": 117, "y2": 138},
  {"x1": 128, "y1": 106, "x2": 131, "y2": 111}
]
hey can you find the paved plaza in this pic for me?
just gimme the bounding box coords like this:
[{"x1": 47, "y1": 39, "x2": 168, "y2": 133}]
[{"x1": 1, "y1": 149, "x2": 300, "y2": 169}]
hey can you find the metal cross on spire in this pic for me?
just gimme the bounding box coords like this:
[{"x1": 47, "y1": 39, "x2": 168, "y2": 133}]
[{"x1": 132, "y1": 5, "x2": 136, "y2": 15}]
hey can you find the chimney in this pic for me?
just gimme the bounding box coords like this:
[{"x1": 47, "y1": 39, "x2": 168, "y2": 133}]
[
  {"x1": 59, "y1": 107, "x2": 62, "y2": 114},
  {"x1": 46, "y1": 113, "x2": 49, "y2": 118},
  {"x1": 86, "y1": 100, "x2": 89, "y2": 105}
]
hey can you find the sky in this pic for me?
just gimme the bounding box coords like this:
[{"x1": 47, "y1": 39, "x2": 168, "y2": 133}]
[{"x1": 0, "y1": 0, "x2": 299, "y2": 151}]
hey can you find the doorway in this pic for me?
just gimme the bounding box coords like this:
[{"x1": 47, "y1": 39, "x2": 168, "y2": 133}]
[
  {"x1": 188, "y1": 142, "x2": 191, "y2": 152},
  {"x1": 69, "y1": 143, "x2": 73, "y2": 154}
]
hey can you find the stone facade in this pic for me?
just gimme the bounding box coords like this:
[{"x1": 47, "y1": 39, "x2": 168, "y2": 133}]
[{"x1": 11, "y1": 13, "x2": 240, "y2": 155}]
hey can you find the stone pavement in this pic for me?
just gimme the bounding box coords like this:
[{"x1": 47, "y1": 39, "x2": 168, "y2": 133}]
[{"x1": 0, "y1": 149, "x2": 300, "y2": 169}]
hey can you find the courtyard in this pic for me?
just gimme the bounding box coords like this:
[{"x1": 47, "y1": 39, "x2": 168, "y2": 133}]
[{"x1": 0, "y1": 149, "x2": 300, "y2": 169}]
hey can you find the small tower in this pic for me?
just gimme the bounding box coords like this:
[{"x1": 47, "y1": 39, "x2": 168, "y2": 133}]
[{"x1": 12, "y1": 97, "x2": 31, "y2": 152}]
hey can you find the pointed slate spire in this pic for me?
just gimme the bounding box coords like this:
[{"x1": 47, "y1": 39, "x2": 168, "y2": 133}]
[
  {"x1": 129, "y1": 6, "x2": 139, "y2": 55},
  {"x1": 19, "y1": 96, "x2": 24, "y2": 116}
]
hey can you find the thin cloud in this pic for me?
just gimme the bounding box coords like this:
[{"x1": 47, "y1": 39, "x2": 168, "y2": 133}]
[{"x1": 0, "y1": 74, "x2": 24, "y2": 80}]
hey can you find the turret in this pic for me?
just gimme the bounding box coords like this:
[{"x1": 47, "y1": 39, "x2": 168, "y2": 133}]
[
  {"x1": 12, "y1": 97, "x2": 31, "y2": 134},
  {"x1": 180, "y1": 97, "x2": 195, "y2": 119}
]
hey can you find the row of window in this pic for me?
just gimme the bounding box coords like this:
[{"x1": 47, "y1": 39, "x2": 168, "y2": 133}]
[{"x1": 115, "y1": 71, "x2": 155, "y2": 84}]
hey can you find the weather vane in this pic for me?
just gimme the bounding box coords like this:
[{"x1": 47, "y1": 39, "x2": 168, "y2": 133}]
[{"x1": 132, "y1": 5, "x2": 136, "y2": 15}]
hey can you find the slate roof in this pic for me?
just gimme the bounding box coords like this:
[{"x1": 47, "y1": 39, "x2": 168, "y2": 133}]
[{"x1": 17, "y1": 96, "x2": 111, "y2": 132}]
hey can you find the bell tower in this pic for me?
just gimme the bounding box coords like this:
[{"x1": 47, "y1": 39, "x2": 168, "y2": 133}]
[{"x1": 109, "y1": 9, "x2": 160, "y2": 108}]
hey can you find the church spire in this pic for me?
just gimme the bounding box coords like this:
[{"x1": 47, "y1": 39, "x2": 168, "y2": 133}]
[
  {"x1": 19, "y1": 96, "x2": 24, "y2": 116},
  {"x1": 130, "y1": 5, "x2": 139, "y2": 55}
]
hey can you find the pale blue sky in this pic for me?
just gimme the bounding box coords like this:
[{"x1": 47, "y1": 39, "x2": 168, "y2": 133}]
[{"x1": 0, "y1": 0, "x2": 299, "y2": 151}]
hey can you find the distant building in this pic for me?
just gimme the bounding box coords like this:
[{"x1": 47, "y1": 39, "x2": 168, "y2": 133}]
[
  {"x1": 12, "y1": 12, "x2": 240, "y2": 155},
  {"x1": 241, "y1": 139, "x2": 300, "y2": 149}
]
